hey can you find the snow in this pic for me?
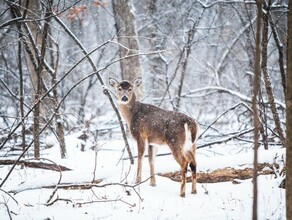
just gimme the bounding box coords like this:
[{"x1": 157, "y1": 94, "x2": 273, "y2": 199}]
[{"x1": 0, "y1": 135, "x2": 286, "y2": 220}]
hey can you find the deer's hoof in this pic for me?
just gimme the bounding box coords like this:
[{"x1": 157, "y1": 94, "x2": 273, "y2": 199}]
[
  {"x1": 135, "y1": 177, "x2": 141, "y2": 184},
  {"x1": 180, "y1": 192, "x2": 186, "y2": 198},
  {"x1": 150, "y1": 182, "x2": 157, "y2": 187},
  {"x1": 191, "y1": 190, "x2": 197, "y2": 194}
]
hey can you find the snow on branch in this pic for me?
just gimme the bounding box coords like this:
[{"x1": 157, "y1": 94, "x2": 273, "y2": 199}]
[
  {"x1": 180, "y1": 86, "x2": 286, "y2": 109},
  {"x1": 197, "y1": 0, "x2": 287, "y2": 9},
  {"x1": 198, "y1": 127, "x2": 254, "y2": 149},
  {"x1": 197, "y1": 0, "x2": 256, "y2": 8}
]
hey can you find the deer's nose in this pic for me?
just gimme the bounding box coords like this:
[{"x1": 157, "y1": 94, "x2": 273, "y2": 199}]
[{"x1": 121, "y1": 96, "x2": 128, "y2": 102}]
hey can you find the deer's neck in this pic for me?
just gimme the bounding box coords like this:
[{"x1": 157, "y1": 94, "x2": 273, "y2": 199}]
[{"x1": 119, "y1": 94, "x2": 137, "y2": 128}]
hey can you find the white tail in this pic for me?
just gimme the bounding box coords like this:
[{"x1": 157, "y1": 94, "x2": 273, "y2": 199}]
[{"x1": 109, "y1": 77, "x2": 199, "y2": 197}]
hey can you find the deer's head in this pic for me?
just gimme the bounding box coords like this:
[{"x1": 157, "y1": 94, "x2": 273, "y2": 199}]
[{"x1": 109, "y1": 77, "x2": 142, "y2": 104}]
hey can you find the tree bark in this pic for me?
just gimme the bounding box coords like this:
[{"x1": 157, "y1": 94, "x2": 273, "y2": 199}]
[
  {"x1": 261, "y1": 4, "x2": 286, "y2": 147},
  {"x1": 16, "y1": 10, "x2": 26, "y2": 154},
  {"x1": 252, "y1": 1, "x2": 263, "y2": 220},
  {"x1": 270, "y1": 18, "x2": 286, "y2": 98},
  {"x1": 53, "y1": 44, "x2": 67, "y2": 159},
  {"x1": 112, "y1": 0, "x2": 143, "y2": 98},
  {"x1": 143, "y1": 0, "x2": 166, "y2": 100},
  {"x1": 286, "y1": 0, "x2": 292, "y2": 218},
  {"x1": 33, "y1": 0, "x2": 52, "y2": 158},
  {"x1": 19, "y1": 0, "x2": 42, "y2": 158}
]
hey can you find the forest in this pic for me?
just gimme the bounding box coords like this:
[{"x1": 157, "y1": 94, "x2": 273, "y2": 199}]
[{"x1": 0, "y1": 0, "x2": 291, "y2": 219}]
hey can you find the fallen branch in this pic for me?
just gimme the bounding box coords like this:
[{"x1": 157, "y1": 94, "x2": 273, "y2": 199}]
[
  {"x1": 46, "y1": 196, "x2": 136, "y2": 208},
  {"x1": 43, "y1": 176, "x2": 150, "y2": 191},
  {"x1": 0, "y1": 159, "x2": 71, "y2": 172},
  {"x1": 11, "y1": 176, "x2": 152, "y2": 204},
  {"x1": 43, "y1": 179, "x2": 103, "y2": 190},
  {"x1": 159, "y1": 162, "x2": 276, "y2": 183},
  {"x1": 9, "y1": 179, "x2": 103, "y2": 195},
  {"x1": 44, "y1": 177, "x2": 151, "y2": 206}
]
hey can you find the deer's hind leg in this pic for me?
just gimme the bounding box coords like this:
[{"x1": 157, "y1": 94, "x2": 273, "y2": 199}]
[
  {"x1": 184, "y1": 144, "x2": 197, "y2": 194},
  {"x1": 190, "y1": 143, "x2": 197, "y2": 194},
  {"x1": 189, "y1": 160, "x2": 197, "y2": 194},
  {"x1": 170, "y1": 147, "x2": 189, "y2": 197},
  {"x1": 180, "y1": 159, "x2": 188, "y2": 197}
]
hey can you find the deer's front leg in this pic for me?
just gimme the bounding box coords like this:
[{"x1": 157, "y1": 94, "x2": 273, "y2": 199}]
[
  {"x1": 136, "y1": 138, "x2": 146, "y2": 184},
  {"x1": 148, "y1": 145, "x2": 157, "y2": 186}
]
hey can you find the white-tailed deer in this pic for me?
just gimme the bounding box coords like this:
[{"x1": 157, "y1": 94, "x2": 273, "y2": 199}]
[{"x1": 109, "y1": 77, "x2": 199, "y2": 197}]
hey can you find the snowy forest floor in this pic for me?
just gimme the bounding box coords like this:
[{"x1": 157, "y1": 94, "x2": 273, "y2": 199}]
[{"x1": 0, "y1": 133, "x2": 286, "y2": 220}]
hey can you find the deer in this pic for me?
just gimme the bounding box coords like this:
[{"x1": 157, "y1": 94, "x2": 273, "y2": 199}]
[{"x1": 109, "y1": 77, "x2": 200, "y2": 197}]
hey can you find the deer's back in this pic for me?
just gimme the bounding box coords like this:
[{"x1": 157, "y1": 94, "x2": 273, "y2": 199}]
[{"x1": 130, "y1": 102, "x2": 198, "y2": 146}]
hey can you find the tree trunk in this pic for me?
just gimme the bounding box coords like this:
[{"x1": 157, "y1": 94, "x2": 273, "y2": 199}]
[
  {"x1": 175, "y1": 9, "x2": 204, "y2": 110},
  {"x1": 258, "y1": 92, "x2": 269, "y2": 150},
  {"x1": 286, "y1": 0, "x2": 292, "y2": 218},
  {"x1": 112, "y1": 0, "x2": 143, "y2": 98},
  {"x1": 52, "y1": 43, "x2": 67, "y2": 158},
  {"x1": 16, "y1": 11, "x2": 26, "y2": 154},
  {"x1": 261, "y1": 5, "x2": 286, "y2": 147},
  {"x1": 20, "y1": 0, "x2": 42, "y2": 158},
  {"x1": 252, "y1": 1, "x2": 263, "y2": 220},
  {"x1": 270, "y1": 18, "x2": 286, "y2": 98},
  {"x1": 33, "y1": 69, "x2": 41, "y2": 159},
  {"x1": 143, "y1": 0, "x2": 166, "y2": 100},
  {"x1": 33, "y1": 0, "x2": 52, "y2": 159}
]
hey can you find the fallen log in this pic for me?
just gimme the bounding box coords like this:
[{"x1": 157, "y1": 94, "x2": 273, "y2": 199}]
[
  {"x1": 0, "y1": 159, "x2": 71, "y2": 172},
  {"x1": 159, "y1": 163, "x2": 276, "y2": 184}
]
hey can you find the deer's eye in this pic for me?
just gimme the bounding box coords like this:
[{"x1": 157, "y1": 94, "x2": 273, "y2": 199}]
[
  {"x1": 128, "y1": 88, "x2": 132, "y2": 92},
  {"x1": 118, "y1": 87, "x2": 122, "y2": 91}
]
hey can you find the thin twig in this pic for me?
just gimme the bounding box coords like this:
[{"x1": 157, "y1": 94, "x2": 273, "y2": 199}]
[{"x1": 0, "y1": 189, "x2": 18, "y2": 205}]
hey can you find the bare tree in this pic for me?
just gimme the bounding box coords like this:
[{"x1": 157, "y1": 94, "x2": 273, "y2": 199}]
[
  {"x1": 175, "y1": 9, "x2": 205, "y2": 110},
  {"x1": 16, "y1": 8, "x2": 26, "y2": 153},
  {"x1": 252, "y1": 1, "x2": 263, "y2": 219},
  {"x1": 6, "y1": 0, "x2": 67, "y2": 158},
  {"x1": 286, "y1": 0, "x2": 292, "y2": 218},
  {"x1": 261, "y1": 1, "x2": 286, "y2": 147}
]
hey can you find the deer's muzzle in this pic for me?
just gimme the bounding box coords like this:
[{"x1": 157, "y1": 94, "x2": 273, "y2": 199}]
[{"x1": 121, "y1": 96, "x2": 128, "y2": 102}]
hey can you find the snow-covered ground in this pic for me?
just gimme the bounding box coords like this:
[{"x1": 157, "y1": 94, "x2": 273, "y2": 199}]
[{"x1": 0, "y1": 133, "x2": 286, "y2": 220}]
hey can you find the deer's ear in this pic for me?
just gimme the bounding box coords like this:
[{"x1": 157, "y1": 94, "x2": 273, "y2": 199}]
[
  {"x1": 109, "y1": 77, "x2": 119, "y2": 87},
  {"x1": 133, "y1": 77, "x2": 142, "y2": 87}
]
